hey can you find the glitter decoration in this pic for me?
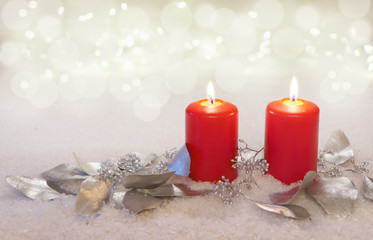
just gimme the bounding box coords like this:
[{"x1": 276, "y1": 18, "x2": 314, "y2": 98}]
[{"x1": 214, "y1": 139, "x2": 268, "y2": 204}]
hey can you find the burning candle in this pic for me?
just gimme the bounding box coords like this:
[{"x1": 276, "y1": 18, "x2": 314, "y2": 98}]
[
  {"x1": 264, "y1": 77, "x2": 319, "y2": 184},
  {"x1": 186, "y1": 82, "x2": 238, "y2": 182}
]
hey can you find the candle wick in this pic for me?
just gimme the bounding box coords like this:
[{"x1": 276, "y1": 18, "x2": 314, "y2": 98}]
[{"x1": 208, "y1": 95, "x2": 214, "y2": 104}]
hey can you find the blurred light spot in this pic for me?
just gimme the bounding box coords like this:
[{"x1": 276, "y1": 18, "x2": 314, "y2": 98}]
[
  {"x1": 295, "y1": 6, "x2": 319, "y2": 29},
  {"x1": 254, "y1": 0, "x2": 284, "y2": 29},
  {"x1": 215, "y1": 59, "x2": 247, "y2": 92},
  {"x1": 109, "y1": 8, "x2": 116, "y2": 16},
  {"x1": 19, "y1": 9, "x2": 27, "y2": 17},
  {"x1": 177, "y1": 2, "x2": 186, "y2": 8},
  {"x1": 195, "y1": 4, "x2": 215, "y2": 28},
  {"x1": 161, "y1": 2, "x2": 193, "y2": 32},
  {"x1": 328, "y1": 71, "x2": 337, "y2": 79},
  {"x1": 272, "y1": 28, "x2": 304, "y2": 59},
  {"x1": 121, "y1": 3, "x2": 128, "y2": 10},
  {"x1": 210, "y1": 8, "x2": 236, "y2": 34},
  {"x1": 29, "y1": 1, "x2": 37, "y2": 9},
  {"x1": 165, "y1": 61, "x2": 197, "y2": 94},
  {"x1": 25, "y1": 30, "x2": 35, "y2": 39},
  {"x1": 338, "y1": 0, "x2": 371, "y2": 19},
  {"x1": 248, "y1": 11, "x2": 258, "y2": 18},
  {"x1": 309, "y1": 28, "x2": 320, "y2": 37}
]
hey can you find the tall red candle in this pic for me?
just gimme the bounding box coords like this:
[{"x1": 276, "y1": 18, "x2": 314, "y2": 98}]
[
  {"x1": 264, "y1": 77, "x2": 319, "y2": 184},
  {"x1": 186, "y1": 83, "x2": 238, "y2": 182}
]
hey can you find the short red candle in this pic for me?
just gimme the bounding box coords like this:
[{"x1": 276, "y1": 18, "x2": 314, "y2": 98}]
[
  {"x1": 186, "y1": 98, "x2": 238, "y2": 182},
  {"x1": 264, "y1": 98, "x2": 319, "y2": 184}
]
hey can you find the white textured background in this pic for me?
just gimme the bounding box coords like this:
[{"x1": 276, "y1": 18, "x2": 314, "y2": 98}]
[{"x1": 1, "y1": 0, "x2": 373, "y2": 239}]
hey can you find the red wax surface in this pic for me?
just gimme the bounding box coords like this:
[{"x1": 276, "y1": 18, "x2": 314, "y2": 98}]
[
  {"x1": 186, "y1": 99, "x2": 238, "y2": 182},
  {"x1": 264, "y1": 98, "x2": 319, "y2": 184}
]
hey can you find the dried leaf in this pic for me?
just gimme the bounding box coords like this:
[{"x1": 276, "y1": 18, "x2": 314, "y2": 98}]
[
  {"x1": 5, "y1": 175, "x2": 61, "y2": 201},
  {"x1": 251, "y1": 201, "x2": 310, "y2": 219},
  {"x1": 140, "y1": 184, "x2": 211, "y2": 197},
  {"x1": 74, "y1": 153, "x2": 101, "y2": 176},
  {"x1": 122, "y1": 189, "x2": 163, "y2": 214},
  {"x1": 306, "y1": 176, "x2": 358, "y2": 218},
  {"x1": 122, "y1": 171, "x2": 174, "y2": 189},
  {"x1": 323, "y1": 130, "x2": 354, "y2": 165},
  {"x1": 76, "y1": 177, "x2": 111, "y2": 216},
  {"x1": 168, "y1": 145, "x2": 191, "y2": 177},
  {"x1": 362, "y1": 175, "x2": 373, "y2": 200},
  {"x1": 270, "y1": 171, "x2": 317, "y2": 205}
]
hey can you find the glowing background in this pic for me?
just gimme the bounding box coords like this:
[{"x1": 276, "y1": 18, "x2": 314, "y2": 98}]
[{"x1": 0, "y1": 0, "x2": 372, "y2": 157}]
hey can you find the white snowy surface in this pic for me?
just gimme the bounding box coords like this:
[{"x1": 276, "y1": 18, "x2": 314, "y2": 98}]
[{"x1": 1, "y1": 78, "x2": 373, "y2": 240}]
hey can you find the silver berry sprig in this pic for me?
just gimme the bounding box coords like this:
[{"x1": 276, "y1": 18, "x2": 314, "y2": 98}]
[{"x1": 214, "y1": 140, "x2": 268, "y2": 204}]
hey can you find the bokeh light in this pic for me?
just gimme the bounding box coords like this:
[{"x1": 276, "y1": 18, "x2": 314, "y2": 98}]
[{"x1": 0, "y1": 0, "x2": 372, "y2": 120}]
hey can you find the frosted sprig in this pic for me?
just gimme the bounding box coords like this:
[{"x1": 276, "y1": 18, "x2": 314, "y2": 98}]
[
  {"x1": 97, "y1": 161, "x2": 122, "y2": 183},
  {"x1": 232, "y1": 140, "x2": 268, "y2": 175},
  {"x1": 117, "y1": 153, "x2": 142, "y2": 174},
  {"x1": 213, "y1": 176, "x2": 240, "y2": 204}
]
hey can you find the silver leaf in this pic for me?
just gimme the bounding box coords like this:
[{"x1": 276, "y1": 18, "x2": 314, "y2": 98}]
[
  {"x1": 74, "y1": 153, "x2": 101, "y2": 176},
  {"x1": 270, "y1": 171, "x2": 317, "y2": 205},
  {"x1": 76, "y1": 177, "x2": 111, "y2": 216},
  {"x1": 46, "y1": 179, "x2": 84, "y2": 195},
  {"x1": 323, "y1": 130, "x2": 354, "y2": 165},
  {"x1": 140, "y1": 184, "x2": 211, "y2": 197},
  {"x1": 122, "y1": 189, "x2": 163, "y2": 215},
  {"x1": 168, "y1": 145, "x2": 191, "y2": 177},
  {"x1": 122, "y1": 171, "x2": 174, "y2": 189},
  {"x1": 306, "y1": 176, "x2": 358, "y2": 218},
  {"x1": 251, "y1": 200, "x2": 310, "y2": 219},
  {"x1": 41, "y1": 164, "x2": 88, "y2": 181},
  {"x1": 362, "y1": 175, "x2": 373, "y2": 200},
  {"x1": 5, "y1": 175, "x2": 61, "y2": 201},
  {"x1": 111, "y1": 191, "x2": 126, "y2": 209}
]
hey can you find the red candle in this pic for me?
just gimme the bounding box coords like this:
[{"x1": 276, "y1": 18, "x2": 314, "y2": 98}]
[
  {"x1": 186, "y1": 82, "x2": 238, "y2": 182},
  {"x1": 264, "y1": 77, "x2": 319, "y2": 184}
]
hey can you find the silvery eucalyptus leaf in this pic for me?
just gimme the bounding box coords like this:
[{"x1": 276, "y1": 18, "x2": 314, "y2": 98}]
[
  {"x1": 46, "y1": 179, "x2": 84, "y2": 195},
  {"x1": 251, "y1": 201, "x2": 310, "y2": 219},
  {"x1": 122, "y1": 189, "x2": 163, "y2": 215},
  {"x1": 168, "y1": 145, "x2": 191, "y2": 177},
  {"x1": 122, "y1": 171, "x2": 174, "y2": 189},
  {"x1": 74, "y1": 153, "x2": 101, "y2": 176},
  {"x1": 363, "y1": 175, "x2": 373, "y2": 200},
  {"x1": 140, "y1": 183, "x2": 211, "y2": 197},
  {"x1": 41, "y1": 164, "x2": 89, "y2": 195},
  {"x1": 323, "y1": 130, "x2": 354, "y2": 165},
  {"x1": 306, "y1": 176, "x2": 358, "y2": 218},
  {"x1": 5, "y1": 175, "x2": 61, "y2": 201},
  {"x1": 41, "y1": 163, "x2": 88, "y2": 181},
  {"x1": 76, "y1": 177, "x2": 111, "y2": 216},
  {"x1": 270, "y1": 171, "x2": 317, "y2": 205}
]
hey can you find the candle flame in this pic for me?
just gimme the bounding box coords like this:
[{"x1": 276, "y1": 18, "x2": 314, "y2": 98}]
[
  {"x1": 207, "y1": 81, "x2": 215, "y2": 104},
  {"x1": 290, "y1": 76, "x2": 298, "y2": 102}
]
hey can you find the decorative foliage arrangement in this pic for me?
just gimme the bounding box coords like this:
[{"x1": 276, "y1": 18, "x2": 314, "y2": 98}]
[
  {"x1": 213, "y1": 130, "x2": 373, "y2": 219},
  {"x1": 5, "y1": 130, "x2": 373, "y2": 219}
]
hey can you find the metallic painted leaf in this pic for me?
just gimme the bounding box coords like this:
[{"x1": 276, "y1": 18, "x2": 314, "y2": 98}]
[
  {"x1": 41, "y1": 163, "x2": 88, "y2": 181},
  {"x1": 362, "y1": 175, "x2": 373, "y2": 200},
  {"x1": 252, "y1": 201, "x2": 310, "y2": 219},
  {"x1": 140, "y1": 183, "x2": 211, "y2": 197},
  {"x1": 46, "y1": 179, "x2": 84, "y2": 195},
  {"x1": 306, "y1": 176, "x2": 358, "y2": 218},
  {"x1": 270, "y1": 171, "x2": 317, "y2": 205},
  {"x1": 168, "y1": 145, "x2": 191, "y2": 177},
  {"x1": 5, "y1": 175, "x2": 61, "y2": 201},
  {"x1": 122, "y1": 189, "x2": 163, "y2": 214},
  {"x1": 76, "y1": 177, "x2": 111, "y2": 216},
  {"x1": 323, "y1": 130, "x2": 354, "y2": 165},
  {"x1": 74, "y1": 153, "x2": 101, "y2": 176},
  {"x1": 122, "y1": 171, "x2": 174, "y2": 189}
]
